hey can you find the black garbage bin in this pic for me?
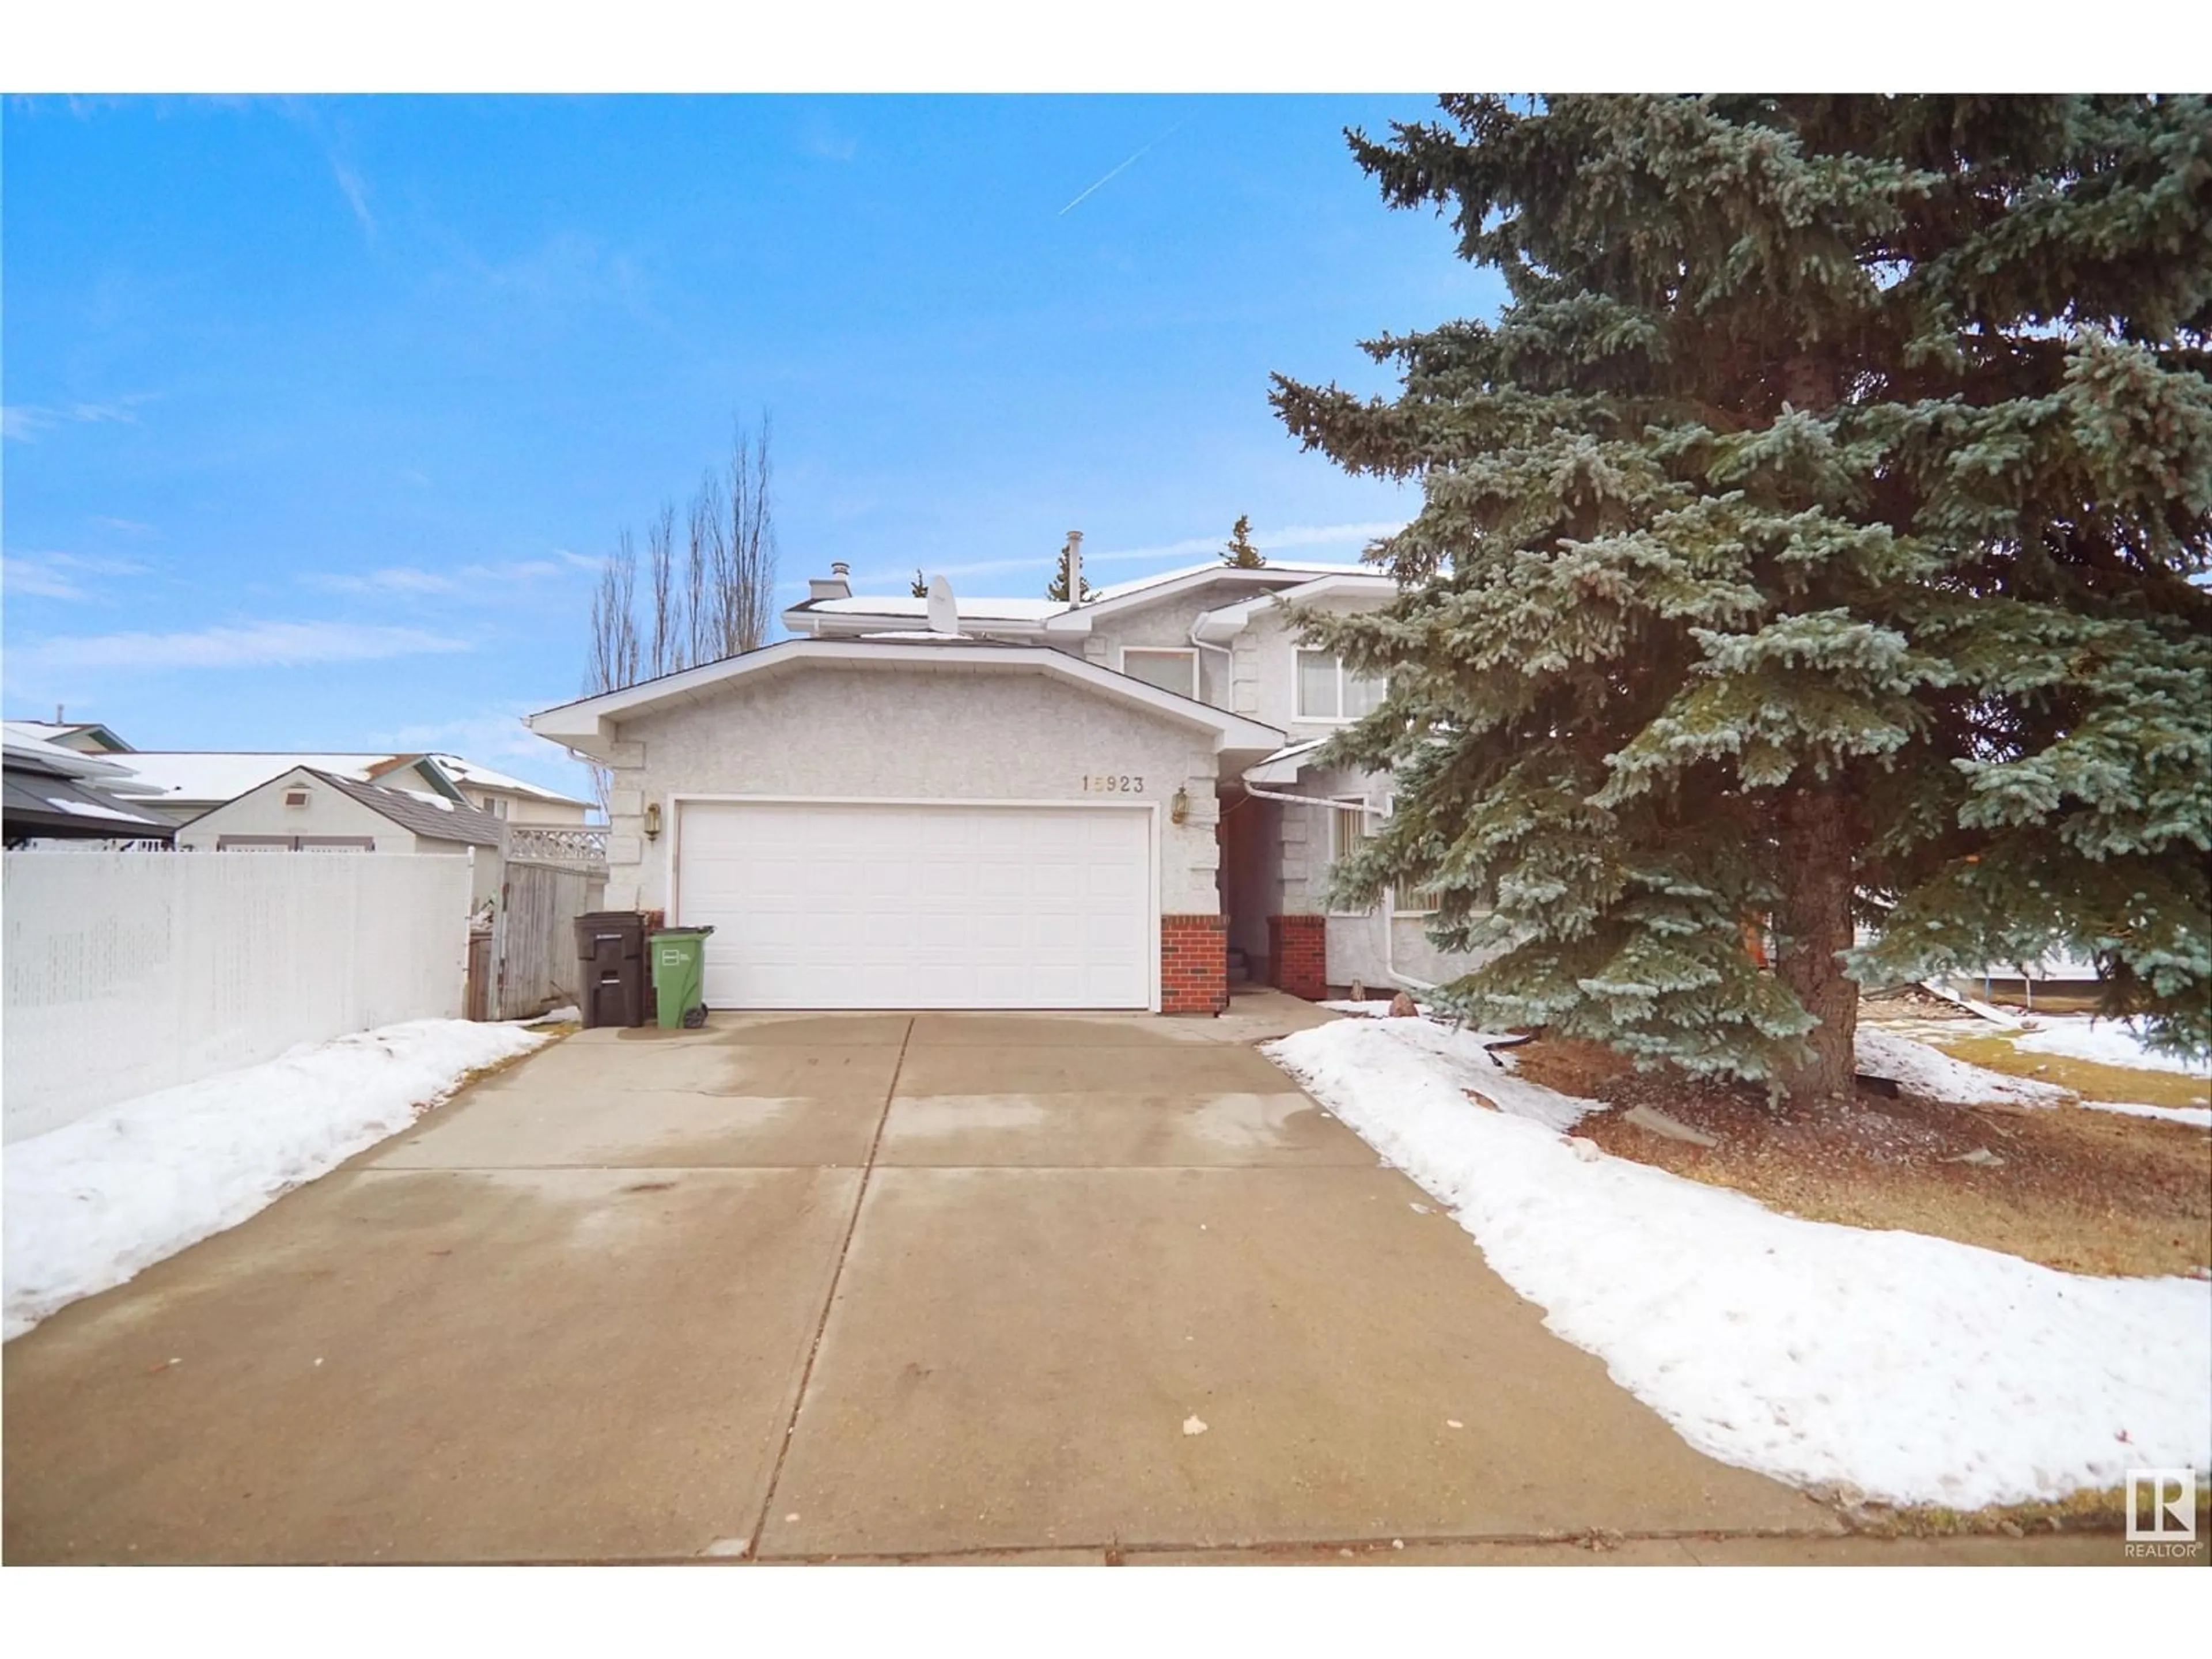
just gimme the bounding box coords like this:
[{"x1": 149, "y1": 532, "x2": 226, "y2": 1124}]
[{"x1": 573, "y1": 911, "x2": 649, "y2": 1029}]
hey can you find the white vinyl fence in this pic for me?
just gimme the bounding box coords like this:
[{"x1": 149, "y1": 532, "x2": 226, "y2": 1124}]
[{"x1": 3, "y1": 851, "x2": 472, "y2": 1142}]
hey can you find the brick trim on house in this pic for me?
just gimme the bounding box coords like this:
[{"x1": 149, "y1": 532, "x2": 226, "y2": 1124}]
[
  {"x1": 1266, "y1": 913, "x2": 1327, "y2": 1002},
  {"x1": 1160, "y1": 913, "x2": 1229, "y2": 1015}
]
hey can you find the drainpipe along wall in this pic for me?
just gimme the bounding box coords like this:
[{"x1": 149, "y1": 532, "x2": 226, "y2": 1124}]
[{"x1": 1236, "y1": 781, "x2": 1437, "y2": 994}]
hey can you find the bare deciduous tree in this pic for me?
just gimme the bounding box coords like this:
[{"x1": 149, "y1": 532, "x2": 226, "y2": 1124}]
[
  {"x1": 645, "y1": 499, "x2": 678, "y2": 680},
  {"x1": 580, "y1": 414, "x2": 782, "y2": 808}
]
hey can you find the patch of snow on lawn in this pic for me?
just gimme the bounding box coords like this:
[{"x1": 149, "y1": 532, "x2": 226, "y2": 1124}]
[
  {"x1": 2012, "y1": 1015, "x2": 2211, "y2": 1078},
  {"x1": 2069, "y1": 1099, "x2": 2212, "y2": 1132},
  {"x1": 3, "y1": 1018, "x2": 552, "y2": 1339},
  {"x1": 1855, "y1": 1025, "x2": 2071, "y2": 1107},
  {"x1": 1264, "y1": 1019, "x2": 2211, "y2": 1509}
]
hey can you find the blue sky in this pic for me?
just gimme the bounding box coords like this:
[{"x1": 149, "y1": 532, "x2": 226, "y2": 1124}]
[{"x1": 3, "y1": 96, "x2": 1501, "y2": 798}]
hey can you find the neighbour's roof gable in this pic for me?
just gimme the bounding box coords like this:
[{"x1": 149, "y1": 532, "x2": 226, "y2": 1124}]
[
  {"x1": 527, "y1": 637, "x2": 1286, "y2": 762},
  {"x1": 1, "y1": 719, "x2": 135, "y2": 753},
  {"x1": 95, "y1": 752, "x2": 450, "y2": 808},
  {"x1": 424, "y1": 752, "x2": 593, "y2": 808},
  {"x1": 190, "y1": 766, "x2": 504, "y2": 846}
]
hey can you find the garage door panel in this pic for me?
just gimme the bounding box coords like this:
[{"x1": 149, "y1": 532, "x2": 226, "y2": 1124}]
[{"x1": 676, "y1": 802, "x2": 1153, "y2": 1010}]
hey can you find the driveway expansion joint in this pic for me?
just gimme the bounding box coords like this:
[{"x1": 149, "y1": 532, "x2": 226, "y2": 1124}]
[{"x1": 744, "y1": 1014, "x2": 915, "y2": 1556}]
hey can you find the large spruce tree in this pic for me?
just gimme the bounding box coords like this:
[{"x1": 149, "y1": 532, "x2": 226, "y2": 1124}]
[{"x1": 1273, "y1": 96, "x2": 2211, "y2": 1105}]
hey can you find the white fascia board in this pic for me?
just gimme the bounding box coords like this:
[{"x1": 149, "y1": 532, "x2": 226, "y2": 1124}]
[
  {"x1": 1192, "y1": 573, "x2": 1398, "y2": 643},
  {"x1": 1243, "y1": 741, "x2": 1328, "y2": 785},
  {"x1": 1038, "y1": 565, "x2": 1327, "y2": 636},
  {"x1": 526, "y1": 639, "x2": 1286, "y2": 761}
]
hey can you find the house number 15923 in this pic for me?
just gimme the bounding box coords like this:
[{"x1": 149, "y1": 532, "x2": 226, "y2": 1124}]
[{"x1": 1082, "y1": 774, "x2": 1145, "y2": 793}]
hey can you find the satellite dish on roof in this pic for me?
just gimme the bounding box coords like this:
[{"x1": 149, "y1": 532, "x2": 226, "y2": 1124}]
[{"x1": 926, "y1": 575, "x2": 960, "y2": 636}]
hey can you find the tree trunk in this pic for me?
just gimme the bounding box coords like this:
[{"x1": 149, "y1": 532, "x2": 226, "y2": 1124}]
[{"x1": 1773, "y1": 784, "x2": 1859, "y2": 1106}]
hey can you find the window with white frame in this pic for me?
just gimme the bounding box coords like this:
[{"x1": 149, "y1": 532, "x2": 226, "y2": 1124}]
[
  {"x1": 1295, "y1": 649, "x2": 1385, "y2": 721},
  {"x1": 1327, "y1": 797, "x2": 1373, "y2": 915},
  {"x1": 1121, "y1": 646, "x2": 1198, "y2": 699}
]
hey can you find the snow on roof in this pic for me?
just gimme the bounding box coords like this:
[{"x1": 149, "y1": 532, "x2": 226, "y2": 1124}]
[
  {"x1": 101, "y1": 753, "x2": 417, "y2": 804},
  {"x1": 802, "y1": 559, "x2": 1369, "y2": 623},
  {"x1": 425, "y1": 753, "x2": 592, "y2": 807},
  {"x1": 805, "y1": 594, "x2": 1066, "y2": 622},
  {"x1": 398, "y1": 788, "x2": 459, "y2": 811},
  {"x1": 301, "y1": 769, "x2": 503, "y2": 847},
  {"x1": 1, "y1": 730, "x2": 142, "y2": 781}
]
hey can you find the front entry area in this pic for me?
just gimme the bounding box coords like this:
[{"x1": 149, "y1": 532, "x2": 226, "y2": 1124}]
[{"x1": 672, "y1": 799, "x2": 1155, "y2": 1010}]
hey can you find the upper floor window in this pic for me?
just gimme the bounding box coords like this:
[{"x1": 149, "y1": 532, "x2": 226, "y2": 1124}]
[
  {"x1": 1296, "y1": 650, "x2": 1385, "y2": 721},
  {"x1": 1122, "y1": 647, "x2": 1198, "y2": 699}
]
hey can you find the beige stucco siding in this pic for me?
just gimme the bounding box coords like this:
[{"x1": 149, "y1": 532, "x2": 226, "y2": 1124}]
[
  {"x1": 176, "y1": 774, "x2": 411, "y2": 851},
  {"x1": 599, "y1": 666, "x2": 1225, "y2": 915},
  {"x1": 1078, "y1": 596, "x2": 1233, "y2": 708}
]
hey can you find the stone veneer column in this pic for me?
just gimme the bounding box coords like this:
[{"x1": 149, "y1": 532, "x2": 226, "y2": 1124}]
[
  {"x1": 1266, "y1": 914, "x2": 1328, "y2": 1002},
  {"x1": 1160, "y1": 914, "x2": 1229, "y2": 1014}
]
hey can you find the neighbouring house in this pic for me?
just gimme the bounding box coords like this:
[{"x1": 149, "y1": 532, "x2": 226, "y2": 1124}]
[
  {"x1": 1, "y1": 718, "x2": 137, "y2": 757},
  {"x1": 0, "y1": 729, "x2": 596, "y2": 829},
  {"x1": 419, "y1": 753, "x2": 595, "y2": 826},
  {"x1": 2, "y1": 733, "x2": 177, "y2": 847},
  {"x1": 173, "y1": 766, "x2": 507, "y2": 910},
  {"x1": 524, "y1": 548, "x2": 1493, "y2": 1014}
]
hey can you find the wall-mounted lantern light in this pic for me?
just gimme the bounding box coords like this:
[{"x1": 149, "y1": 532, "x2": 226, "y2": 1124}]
[
  {"x1": 643, "y1": 801, "x2": 662, "y2": 840},
  {"x1": 1170, "y1": 786, "x2": 1190, "y2": 826}
]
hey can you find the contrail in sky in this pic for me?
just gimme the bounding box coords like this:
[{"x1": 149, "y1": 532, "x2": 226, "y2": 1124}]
[{"x1": 1058, "y1": 121, "x2": 1186, "y2": 216}]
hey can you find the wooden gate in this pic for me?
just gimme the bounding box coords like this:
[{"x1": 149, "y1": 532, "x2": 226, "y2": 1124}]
[{"x1": 493, "y1": 858, "x2": 595, "y2": 1020}]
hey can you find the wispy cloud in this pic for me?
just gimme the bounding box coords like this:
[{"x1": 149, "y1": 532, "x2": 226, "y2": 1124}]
[
  {"x1": 331, "y1": 159, "x2": 374, "y2": 238},
  {"x1": 302, "y1": 554, "x2": 602, "y2": 597},
  {"x1": 10, "y1": 620, "x2": 470, "y2": 676},
  {"x1": 800, "y1": 112, "x2": 859, "y2": 163},
  {"x1": 90, "y1": 516, "x2": 155, "y2": 535},
  {"x1": 2, "y1": 552, "x2": 153, "y2": 601},
  {"x1": 2, "y1": 393, "x2": 159, "y2": 442}
]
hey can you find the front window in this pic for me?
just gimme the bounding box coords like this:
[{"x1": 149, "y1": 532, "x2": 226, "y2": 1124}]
[
  {"x1": 1296, "y1": 650, "x2": 1385, "y2": 721},
  {"x1": 1122, "y1": 647, "x2": 1198, "y2": 699}
]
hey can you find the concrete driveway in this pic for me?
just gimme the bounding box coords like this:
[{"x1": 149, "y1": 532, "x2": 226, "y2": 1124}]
[{"x1": 6, "y1": 995, "x2": 1854, "y2": 1563}]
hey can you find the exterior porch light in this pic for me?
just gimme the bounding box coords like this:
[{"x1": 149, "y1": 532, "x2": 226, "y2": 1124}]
[
  {"x1": 643, "y1": 801, "x2": 662, "y2": 840},
  {"x1": 1170, "y1": 786, "x2": 1190, "y2": 826}
]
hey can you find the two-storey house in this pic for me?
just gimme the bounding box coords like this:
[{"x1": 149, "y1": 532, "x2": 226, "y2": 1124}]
[{"x1": 526, "y1": 543, "x2": 1486, "y2": 1014}]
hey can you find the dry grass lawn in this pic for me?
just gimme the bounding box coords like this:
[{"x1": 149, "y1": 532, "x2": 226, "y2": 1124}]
[{"x1": 1514, "y1": 1033, "x2": 2211, "y2": 1279}]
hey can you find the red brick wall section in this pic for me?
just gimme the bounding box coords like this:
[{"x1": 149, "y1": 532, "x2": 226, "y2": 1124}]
[
  {"x1": 1160, "y1": 913, "x2": 1229, "y2": 1015},
  {"x1": 1267, "y1": 914, "x2": 1328, "y2": 1002}
]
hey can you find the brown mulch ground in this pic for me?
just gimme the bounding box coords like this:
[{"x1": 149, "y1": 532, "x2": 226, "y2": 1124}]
[{"x1": 1512, "y1": 1037, "x2": 2212, "y2": 1279}]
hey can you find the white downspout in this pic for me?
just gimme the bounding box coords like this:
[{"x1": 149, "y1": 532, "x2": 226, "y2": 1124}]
[{"x1": 1237, "y1": 781, "x2": 1438, "y2": 994}]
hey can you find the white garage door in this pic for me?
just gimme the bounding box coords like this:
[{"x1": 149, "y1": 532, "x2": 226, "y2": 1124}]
[{"x1": 674, "y1": 800, "x2": 1153, "y2": 1010}]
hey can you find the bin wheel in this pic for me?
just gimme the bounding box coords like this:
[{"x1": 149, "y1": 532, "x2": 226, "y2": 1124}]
[{"x1": 683, "y1": 1004, "x2": 709, "y2": 1029}]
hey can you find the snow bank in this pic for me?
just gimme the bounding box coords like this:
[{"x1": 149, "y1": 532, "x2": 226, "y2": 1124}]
[
  {"x1": 2012, "y1": 1015, "x2": 2212, "y2": 1078},
  {"x1": 1854, "y1": 1025, "x2": 2073, "y2": 1107},
  {"x1": 4, "y1": 1018, "x2": 551, "y2": 1339},
  {"x1": 1264, "y1": 1018, "x2": 2212, "y2": 1509}
]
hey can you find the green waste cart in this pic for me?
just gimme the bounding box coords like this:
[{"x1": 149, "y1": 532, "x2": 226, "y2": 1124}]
[{"x1": 648, "y1": 926, "x2": 715, "y2": 1029}]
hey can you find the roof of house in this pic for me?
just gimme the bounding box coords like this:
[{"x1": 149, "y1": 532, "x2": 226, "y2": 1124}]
[
  {"x1": 98, "y1": 752, "x2": 441, "y2": 808},
  {"x1": 274, "y1": 767, "x2": 505, "y2": 847},
  {"x1": 782, "y1": 559, "x2": 1374, "y2": 633},
  {"x1": 424, "y1": 752, "x2": 593, "y2": 808},
  {"x1": 1, "y1": 718, "x2": 135, "y2": 753},
  {"x1": 528, "y1": 637, "x2": 1286, "y2": 762},
  {"x1": 2, "y1": 746, "x2": 179, "y2": 838}
]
